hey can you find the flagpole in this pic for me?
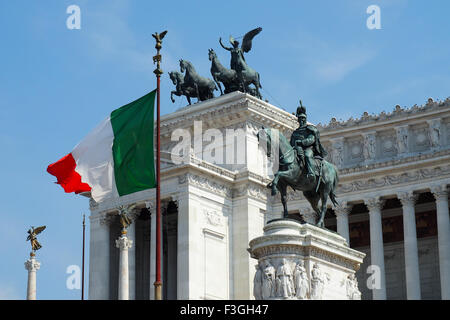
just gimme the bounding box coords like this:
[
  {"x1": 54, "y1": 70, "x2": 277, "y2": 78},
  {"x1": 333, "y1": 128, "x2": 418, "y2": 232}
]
[
  {"x1": 152, "y1": 30, "x2": 166, "y2": 300},
  {"x1": 82, "y1": 214, "x2": 85, "y2": 300}
]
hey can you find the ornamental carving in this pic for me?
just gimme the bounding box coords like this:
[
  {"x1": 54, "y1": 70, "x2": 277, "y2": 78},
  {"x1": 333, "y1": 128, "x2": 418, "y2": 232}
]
[
  {"x1": 365, "y1": 197, "x2": 385, "y2": 212},
  {"x1": 363, "y1": 133, "x2": 376, "y2": 160},
  {"x1": 203, "y1": 209, "x2": 223, "y2": 226},
  {"x1": 430, "y1": 184, "x2": 449, "y2": 200},
  {"x1": 316, "y1": 97, "x2": 450, "y2": 130},
  {"x1": 397, "y1": 192, "x2": 418, "y2": 207},
  {"x1": 338, "y1": 165, "x2": 450, "y2": 194},
  {"x1": 179, "y1": 173, "x2": 232, "y2": 198}
]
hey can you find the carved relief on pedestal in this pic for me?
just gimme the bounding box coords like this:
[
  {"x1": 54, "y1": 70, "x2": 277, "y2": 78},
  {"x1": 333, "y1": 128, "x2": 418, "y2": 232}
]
[
  {"x1": 310, "y1": 263, "x2": 329, "y2": 300},
  {"x1": 293, "y1": 260, "x2": 310, "y2": 299},
  {"x1": 275, "y1": 258, "x2": 295, "y2": 298},
  {"x1": 261, "y1": 260, "x2": 276, "y2": 299},
  {"x1": 345, "y1": 274, "x2": 361, "y2": 300},
  {"x1": 254, "y1": 258, "x2": 312, "y2": 300}
]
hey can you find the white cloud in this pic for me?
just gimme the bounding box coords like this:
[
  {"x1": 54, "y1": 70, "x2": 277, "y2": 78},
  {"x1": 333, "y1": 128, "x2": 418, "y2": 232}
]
[
  {"x1": 0, "y1": 284, "x2": 21, "y2": 300},
  {"x1": 315, "y1": 48, "x2": 376, "y2": 82},
  {"x1": 284, "y1": 30, "x2": 377, "y2": 84}
]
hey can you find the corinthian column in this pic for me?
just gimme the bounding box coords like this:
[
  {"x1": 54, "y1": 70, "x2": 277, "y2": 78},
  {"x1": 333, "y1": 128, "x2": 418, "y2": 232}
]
[
  {"x1": 398, "y1": 192, "x2": 421, "y2": 300},
  {"x1": 25, "y1": 253, "x2": 40, "y2": 300},
  {"x1": 116, "y1": 232, "x2": 133, "y2": 300},
  {"x1": 335, "y1": 202, "x2": 351, "y2": 245},
  {"x1": 431, "y1": 185, "x2": 450, "y2": 299},
  {"x1": 365, "y1": 197, "x2": 386, "y2": 300}
]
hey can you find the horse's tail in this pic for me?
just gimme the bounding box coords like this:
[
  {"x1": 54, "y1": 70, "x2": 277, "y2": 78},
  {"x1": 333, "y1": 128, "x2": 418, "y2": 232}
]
[
  {"x1": 329, "y1": 164, "x2": 339, "y2": 207},
  {"x1": 258, "y1": 72, "x2": 262, "y2": 88}
]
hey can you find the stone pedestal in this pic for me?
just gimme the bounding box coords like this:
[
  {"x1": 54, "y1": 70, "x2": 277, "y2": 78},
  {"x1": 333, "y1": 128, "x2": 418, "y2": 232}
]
[
  {"x1": 116, "y1": 233, "x2": 133, "y2": 300},
  {"x1": 248, "y1": 219, "x2": 365, "y2": 300},
  {"x1": 25, "y1": 254, "x2": 40, "y2": 300}
]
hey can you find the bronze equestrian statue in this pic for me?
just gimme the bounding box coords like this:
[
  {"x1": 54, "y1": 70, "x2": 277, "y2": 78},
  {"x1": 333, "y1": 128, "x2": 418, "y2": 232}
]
[{"x1": 259, "y1": 102, "x2": 339, "y2": 228}]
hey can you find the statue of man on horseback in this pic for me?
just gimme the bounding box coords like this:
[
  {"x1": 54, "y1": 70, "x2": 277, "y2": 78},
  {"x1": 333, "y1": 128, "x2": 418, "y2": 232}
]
[
  {"x1": 290, "y1": 101, "x2": 328, "y2": 179},
  {"x1": 258, "y1": 102, "x2": 339, "y2": 228}
]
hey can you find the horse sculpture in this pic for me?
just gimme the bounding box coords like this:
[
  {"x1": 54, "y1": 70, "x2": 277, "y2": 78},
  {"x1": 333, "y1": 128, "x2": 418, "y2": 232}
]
[
  {"x1": 208, "y1": 48, "x2": 238, "y2": 95},
  {"x1": 179, "y1": 59, "x2": 217, "y2": 101},
  {"x1": 258, "y1": 128, "x2": 339, "y2": 228},
  {"x1": 169, "y1": 71, "x2": 198, "y2": 105}
]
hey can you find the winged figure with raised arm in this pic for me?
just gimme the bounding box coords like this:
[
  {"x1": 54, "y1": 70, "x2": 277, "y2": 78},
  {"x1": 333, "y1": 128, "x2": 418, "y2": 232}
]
[
  {"x1": 26, "y1": 226, "x2": 46, "y2": 252},
  {"x1": 218, "y1": 27, "x2": 263, "y2": 99}
]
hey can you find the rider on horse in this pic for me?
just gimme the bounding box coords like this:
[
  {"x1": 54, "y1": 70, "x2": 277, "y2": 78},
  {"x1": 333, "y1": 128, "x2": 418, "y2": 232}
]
[{"x1": 290, "y1": 101, "x2": 327, "y2": 180}]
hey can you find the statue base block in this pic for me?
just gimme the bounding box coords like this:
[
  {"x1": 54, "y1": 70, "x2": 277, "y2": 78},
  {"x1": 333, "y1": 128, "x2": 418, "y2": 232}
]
[{"x1": 248, "y1": 219, "x2": 365, "y2": 300}]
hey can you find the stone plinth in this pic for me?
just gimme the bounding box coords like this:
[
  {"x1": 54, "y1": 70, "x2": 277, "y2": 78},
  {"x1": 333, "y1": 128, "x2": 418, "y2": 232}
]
[{"x1": 248, "y1": 219, "x2": 365, "y2": 300}]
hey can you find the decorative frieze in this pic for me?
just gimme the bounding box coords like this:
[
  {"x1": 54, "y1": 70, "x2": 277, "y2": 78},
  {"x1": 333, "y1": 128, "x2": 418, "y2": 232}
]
[
  {"x1": 338, "y1": 165, "x2": 450, "y2": 194},
  {"x1": 178, "y1": 173, "x2": 232, "y2": 198}
]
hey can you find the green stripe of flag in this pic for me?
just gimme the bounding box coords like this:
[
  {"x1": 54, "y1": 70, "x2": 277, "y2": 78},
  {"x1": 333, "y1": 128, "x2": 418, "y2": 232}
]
[{"x1": 110, "y1": 90, "x2": 156, "y2": 196}]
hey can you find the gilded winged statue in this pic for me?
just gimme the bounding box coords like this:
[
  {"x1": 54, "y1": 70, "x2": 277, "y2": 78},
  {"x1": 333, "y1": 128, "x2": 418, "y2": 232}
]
[
  {"x1": 117, "y1": 204, "x2": 137, "y2": 231},
  {"x1": 26, "y1": 226, "x2": 46, "y2": 252}
]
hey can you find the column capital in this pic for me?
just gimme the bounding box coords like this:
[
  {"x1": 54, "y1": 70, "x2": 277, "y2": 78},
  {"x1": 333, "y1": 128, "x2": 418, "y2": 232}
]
[
  {"x1": 99, "y1": 211, "x2": 115, "y2": 226},
  {"x1": 365, "y1": 197, "x2": 385, "y2": 212},
  {"x1": 145, "y1": 200, "x2": 155, "y2": 211},
  {"x1": 334, "y1": 201, "x2": 352, "y2": 217},
  {"x1": 25, "y1": 258, "x2": 40, "y2": 272},
  {"x1": 430, "y1": 184, "x2": 449, "y2": 201},
  {"x1": 116, "y1": 235, "x2": 133, "y2": 250},
  {"x1": 398, "y1": 192, "x2": 418, "y2": 207}
]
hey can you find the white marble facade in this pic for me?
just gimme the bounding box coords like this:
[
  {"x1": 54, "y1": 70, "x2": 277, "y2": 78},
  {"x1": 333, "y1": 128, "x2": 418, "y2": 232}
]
[{"x1": 86, "y1": 92, "x2": 450, "y2": 300}]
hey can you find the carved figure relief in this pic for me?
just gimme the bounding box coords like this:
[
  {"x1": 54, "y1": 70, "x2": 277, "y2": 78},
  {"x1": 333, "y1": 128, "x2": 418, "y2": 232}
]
[
  {"x1": 396, "y1": 126, "x2": 409, "y2": 154},
  {"x1": 275, "y1": 258, "x2": 295, "y2": 298},
  {"x1": 345, "y1": 274, "x2": 361, "y2": 300},
  {"x1": 262, "y1": 261, "x2": 276, "y2": 299},
  {"x1": 294, "y1": 261, "x2": 309, "y2": 299},
  {"x1": 310, "y1": 263, "x2": 328, "y2": 300},
  {"x1": 331, "y1": 139, "x2": 344, "y2": 167},
  {"x1": 428, "y1": 119, "x2": 441, "y2": 148},
  {"x1": 253, "y1": 262, "x2": 263, "y2": 300},
  {"x1": 363, "y1": 133, "x2": 376, "y2": 160}
]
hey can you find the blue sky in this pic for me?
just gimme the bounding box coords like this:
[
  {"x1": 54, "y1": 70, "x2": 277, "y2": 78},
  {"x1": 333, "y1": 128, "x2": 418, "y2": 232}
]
[{"x1": 0, "y1": 1, "x2": 449, "y2": 299}]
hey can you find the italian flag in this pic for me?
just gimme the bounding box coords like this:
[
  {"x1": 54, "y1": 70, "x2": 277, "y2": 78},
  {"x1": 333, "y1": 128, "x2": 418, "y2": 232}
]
[{"x1": 47, "y1": 90, "x2": 156, "y2": 203}]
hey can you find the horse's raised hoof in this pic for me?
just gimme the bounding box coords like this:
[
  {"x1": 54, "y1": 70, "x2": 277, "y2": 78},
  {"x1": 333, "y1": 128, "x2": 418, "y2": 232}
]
[{"x1": 271, "y1": 188, "x2": 277, "y2": 196}]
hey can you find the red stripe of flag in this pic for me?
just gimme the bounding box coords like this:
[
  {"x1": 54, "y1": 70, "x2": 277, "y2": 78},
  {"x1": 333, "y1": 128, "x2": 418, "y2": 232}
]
[{"x1": 47, "y1": 153, "x2": 91, "y2": 194}]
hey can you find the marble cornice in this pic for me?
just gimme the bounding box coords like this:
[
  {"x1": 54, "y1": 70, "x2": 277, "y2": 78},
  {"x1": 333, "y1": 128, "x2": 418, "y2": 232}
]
[
  {"x1": 160, "y1": 92, "x2": 297, "y2": 137},
  {"x1": 317, "y1": 97, "x2": 450, "y2": 136}
]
